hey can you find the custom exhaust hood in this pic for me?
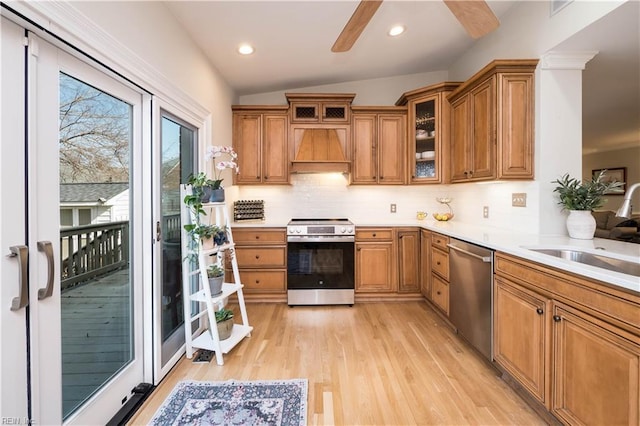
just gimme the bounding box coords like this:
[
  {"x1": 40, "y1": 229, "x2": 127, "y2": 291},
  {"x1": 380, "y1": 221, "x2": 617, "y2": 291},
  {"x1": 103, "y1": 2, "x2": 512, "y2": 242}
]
[{"x1": 290, "y1": 128, "x2": 350, "y2": 173}]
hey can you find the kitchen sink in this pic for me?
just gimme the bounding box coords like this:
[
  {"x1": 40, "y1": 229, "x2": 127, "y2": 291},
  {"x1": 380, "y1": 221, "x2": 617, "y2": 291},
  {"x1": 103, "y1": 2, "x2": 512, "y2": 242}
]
[{"x1": 528, "y1": 248, "x2": 640, "y2": 277}]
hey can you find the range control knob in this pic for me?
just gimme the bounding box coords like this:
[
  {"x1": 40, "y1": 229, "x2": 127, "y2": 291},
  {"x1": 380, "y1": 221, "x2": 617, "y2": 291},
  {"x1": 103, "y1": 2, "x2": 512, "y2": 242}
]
[
  {"x1": 340, "y1": 227, "x2": 347, "y2": 233},
  {"x1": 347, "y1": 227, "x2": 354, "y2": 234},
  {"x1": 296, "y1": 227, "x2": 302, "y2": 233}
]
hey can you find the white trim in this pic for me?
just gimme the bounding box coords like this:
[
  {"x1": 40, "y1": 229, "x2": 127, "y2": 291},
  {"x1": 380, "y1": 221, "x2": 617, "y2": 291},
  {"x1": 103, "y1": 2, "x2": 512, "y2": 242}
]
[
  {"x1": 6, "y1": 0, "x2": 210, "y2": 121},
  {"x1": 540, "y1": 51, "x2": 599, "y2": 70}
]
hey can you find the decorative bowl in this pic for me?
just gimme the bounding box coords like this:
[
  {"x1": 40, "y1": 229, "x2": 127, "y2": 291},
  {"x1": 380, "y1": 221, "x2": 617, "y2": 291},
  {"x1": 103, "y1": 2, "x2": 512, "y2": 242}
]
[{"x1": 433, "y1": 212, "x2": 454, "y2": 221}]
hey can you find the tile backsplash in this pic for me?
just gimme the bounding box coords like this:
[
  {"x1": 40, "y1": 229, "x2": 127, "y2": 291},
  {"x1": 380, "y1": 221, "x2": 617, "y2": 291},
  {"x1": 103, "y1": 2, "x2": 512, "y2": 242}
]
[{"x1": 230, "y1": 174, "x2": 543, "y2": 233}]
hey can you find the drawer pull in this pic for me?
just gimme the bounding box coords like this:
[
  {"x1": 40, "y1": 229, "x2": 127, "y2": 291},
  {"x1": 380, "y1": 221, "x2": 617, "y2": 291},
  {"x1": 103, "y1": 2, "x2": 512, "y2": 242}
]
[
  {"x1": 255, "y1": 255, "x2": 260, "y2": 259},
  {"x1": 255, "y1": 236, "x2": 260, "y2": 239},
  {"x1": 372, "y1": 233, "x2": 377, "y2": 237},
  {"x1": 255, "y1": 280, "x2": 260, "y2": 284},
  {"x1": 536, "y1": 308, "x2": 544, "y2": 315}
]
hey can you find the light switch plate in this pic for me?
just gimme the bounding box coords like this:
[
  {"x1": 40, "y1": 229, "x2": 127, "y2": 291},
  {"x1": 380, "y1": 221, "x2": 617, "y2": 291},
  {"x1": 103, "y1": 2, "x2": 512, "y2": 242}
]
[{"x1": 512, "y1": 193, "x2": 527, "y2": 207}]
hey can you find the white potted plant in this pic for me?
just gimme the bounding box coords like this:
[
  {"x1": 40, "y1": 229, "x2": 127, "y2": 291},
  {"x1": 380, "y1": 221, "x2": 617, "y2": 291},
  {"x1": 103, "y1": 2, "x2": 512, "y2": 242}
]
[
  {"x1": 206, "y1": 264, "x2": 225, "y2": 296},
  {"x1": 552, "y1": 170, "x2": 624, "y2": 239}
]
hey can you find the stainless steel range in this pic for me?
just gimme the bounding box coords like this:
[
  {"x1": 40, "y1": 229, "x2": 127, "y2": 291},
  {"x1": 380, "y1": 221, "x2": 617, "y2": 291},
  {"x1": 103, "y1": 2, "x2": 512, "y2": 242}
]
[{"x1": 286, "y1": 218, "x2": 355, "y2": 306}]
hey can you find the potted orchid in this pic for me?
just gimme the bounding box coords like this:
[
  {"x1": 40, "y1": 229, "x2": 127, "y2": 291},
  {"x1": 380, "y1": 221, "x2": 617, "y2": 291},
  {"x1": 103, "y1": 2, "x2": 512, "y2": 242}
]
[{"x1": 205, "y1": 145, "x2": 239, "y2": 202}]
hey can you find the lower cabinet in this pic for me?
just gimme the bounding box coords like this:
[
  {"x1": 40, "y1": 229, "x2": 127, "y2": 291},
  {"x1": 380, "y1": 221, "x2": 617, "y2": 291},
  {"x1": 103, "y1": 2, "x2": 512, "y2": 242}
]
[
  {"x1": 494, "y1": 276, "x2": 550, "y2": 406},
  {"x1": 430, "y1": 232, "x2": 450, "y2": 316},
  {"x1": 231, "y1": 227, "x2": 287, "y2": 301},
  {"x1": 494, "y1": 252, "x2": 640, "y2": 425},
  {"x1": 552, "y1": 303, "x2": 640, "y2": 426},
  {"x1": 355, "y1": 228, "x2": 396, "y2": 294},
  {"x1": 420, "y1": 229, "x2": 431, "y2": 298},
  {"x1": 397, "y1": 228, "x2": 420, "y2": 293}
]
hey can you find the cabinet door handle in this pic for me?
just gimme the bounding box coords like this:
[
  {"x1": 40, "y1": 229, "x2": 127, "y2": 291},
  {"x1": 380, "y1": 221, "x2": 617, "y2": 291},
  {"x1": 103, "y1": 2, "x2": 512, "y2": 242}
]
[
  {"x1": 436, "y1": 291, "x2": 441, "y2": 295},
  {"x1": 37, "y1": 241, "x2": 55, "y2": 300},
  {"x1": 357, "y1": 247, "x2": 362, "y2": 251},
  {"x1": 536, "y1": 308, "x2": 544, "y2": 315},
  {"x1": 469, "y1": 170, "x2": 473, "y2": 177},
  {"x1": 264, "y1": 176, "x2": 268, "y2": 180},
  {"x1": 436, "y1": 261, "x2": 441, "y2": 265},
  {"x1": 380, "y1": 176, "x2": 384, "y2": 179},
  {"x1": 553, "y1": 315, "x2": 561, "y2": 322},
  {"x1": 256, "y1": 176, "x2": 260, "y2": 179},
  {"x1": 9, "y1": 245, "x2": 29, "y2": 311}
]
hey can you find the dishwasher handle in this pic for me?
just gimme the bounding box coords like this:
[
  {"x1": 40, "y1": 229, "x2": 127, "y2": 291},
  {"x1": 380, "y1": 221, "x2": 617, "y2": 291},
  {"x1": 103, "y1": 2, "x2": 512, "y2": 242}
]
[{"x1": 447, "y1": 243, "x2": 492, "y2": 263}]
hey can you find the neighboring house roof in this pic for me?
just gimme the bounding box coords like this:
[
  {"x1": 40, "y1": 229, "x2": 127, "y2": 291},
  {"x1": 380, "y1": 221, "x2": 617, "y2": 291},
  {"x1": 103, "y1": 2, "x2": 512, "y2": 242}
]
[{"x1": 60, "y1": 182, "x2": 129, "y2": 203}]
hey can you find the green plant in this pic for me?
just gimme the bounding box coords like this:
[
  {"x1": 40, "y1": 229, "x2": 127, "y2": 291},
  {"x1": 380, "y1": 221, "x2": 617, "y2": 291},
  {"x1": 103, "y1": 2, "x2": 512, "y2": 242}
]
[
  {"x1": 215, "y1": 308, "x2": 233, "y2": 323},
  {"x1": 207, "y1": 264, "x2": 225, "y2": 278},
  {"x1": 552, "y1": 170, "x2": 624, "y2": 211},
  {"x1": 184, "y1": 223, "x2": 221, "y2": 241}
]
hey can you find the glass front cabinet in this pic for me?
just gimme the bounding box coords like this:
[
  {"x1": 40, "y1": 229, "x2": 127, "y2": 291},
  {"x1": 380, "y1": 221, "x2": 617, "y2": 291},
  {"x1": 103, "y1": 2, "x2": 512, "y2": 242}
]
[{"x1": 396, "y1": 82, "x2": 460, "y2": 184}]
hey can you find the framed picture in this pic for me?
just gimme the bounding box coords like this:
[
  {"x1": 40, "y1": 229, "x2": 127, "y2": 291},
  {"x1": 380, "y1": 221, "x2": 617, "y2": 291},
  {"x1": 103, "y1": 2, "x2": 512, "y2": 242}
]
[{"x1": 592, "y1": 167, "x2": 626, "y2": 194}]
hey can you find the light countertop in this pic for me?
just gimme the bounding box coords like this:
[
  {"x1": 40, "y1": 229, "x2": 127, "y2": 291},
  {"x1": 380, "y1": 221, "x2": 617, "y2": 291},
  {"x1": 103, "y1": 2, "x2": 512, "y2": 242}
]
[{"x1": 232, "y1": 219, "x2": 640, "y2": 294}]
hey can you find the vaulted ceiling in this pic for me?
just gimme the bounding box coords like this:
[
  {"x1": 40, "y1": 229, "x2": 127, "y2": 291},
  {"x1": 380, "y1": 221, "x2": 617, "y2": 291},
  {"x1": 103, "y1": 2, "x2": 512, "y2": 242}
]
[{"x1": 163, "y1": 1, "x2": 639, "y2": 153}]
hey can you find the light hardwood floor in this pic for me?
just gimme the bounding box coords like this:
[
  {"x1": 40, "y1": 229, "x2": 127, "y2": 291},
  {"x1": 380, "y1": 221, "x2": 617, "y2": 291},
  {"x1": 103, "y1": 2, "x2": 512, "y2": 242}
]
[{"x1": 129, "y1": 302, "x2": 545, "y2": 425}]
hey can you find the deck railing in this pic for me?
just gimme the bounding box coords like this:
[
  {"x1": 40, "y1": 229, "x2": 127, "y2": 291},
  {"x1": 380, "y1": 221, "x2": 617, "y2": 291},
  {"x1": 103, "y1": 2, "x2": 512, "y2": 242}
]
[
  {"x1": 60, "y1": 221, "x2": 129, "y2": 290},
  {"x1": 60, "y1": 214, "x2": 182, "y2": 290}
]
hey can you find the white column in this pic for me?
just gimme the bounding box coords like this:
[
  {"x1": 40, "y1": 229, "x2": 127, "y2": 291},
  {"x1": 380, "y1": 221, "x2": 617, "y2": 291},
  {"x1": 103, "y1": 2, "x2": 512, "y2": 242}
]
[{"x1": 536, "y1": 51, "x2": 598, "y2": 235}]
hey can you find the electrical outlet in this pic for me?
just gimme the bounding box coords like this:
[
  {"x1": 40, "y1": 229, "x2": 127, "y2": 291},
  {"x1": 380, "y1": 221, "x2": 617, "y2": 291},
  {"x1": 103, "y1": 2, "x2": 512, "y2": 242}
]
[
  {"x1": 512, "y1": 193, "x2": 527, "y2": 207},
  {"x1": 390, "y1": 203, "x2": 397, "y2": 213},
  {"x1": 483, "y1": 206, "x2": 489, "y2": 218}
]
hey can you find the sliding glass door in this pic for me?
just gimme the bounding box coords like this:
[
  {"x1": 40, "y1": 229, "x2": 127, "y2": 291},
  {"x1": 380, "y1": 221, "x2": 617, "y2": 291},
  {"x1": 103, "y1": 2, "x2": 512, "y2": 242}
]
[
  {"x1": 1, "y1": 23, "x2": 147, "y2": 424},
  {"x1": 154, "y1": 111, "x2": 196, "y2": 380}
]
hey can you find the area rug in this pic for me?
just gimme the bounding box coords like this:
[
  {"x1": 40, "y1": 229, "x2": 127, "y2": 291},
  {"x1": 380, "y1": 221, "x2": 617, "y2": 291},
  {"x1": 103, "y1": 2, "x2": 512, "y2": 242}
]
[{"x1": 149, "y1": 379, "x2": 307, "y2": 426}]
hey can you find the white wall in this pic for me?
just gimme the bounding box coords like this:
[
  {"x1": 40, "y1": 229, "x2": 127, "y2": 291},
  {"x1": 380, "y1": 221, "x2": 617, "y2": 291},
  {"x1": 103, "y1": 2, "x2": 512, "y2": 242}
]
[{"x1": 239, "y1": 70, "x2": 449, "y2": 106}]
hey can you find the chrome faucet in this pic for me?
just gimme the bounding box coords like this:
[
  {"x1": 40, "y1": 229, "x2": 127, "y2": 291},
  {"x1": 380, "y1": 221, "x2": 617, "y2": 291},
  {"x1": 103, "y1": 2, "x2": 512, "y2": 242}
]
[{"x1": 616, "y1": 182, "x2": 640, "y2": 218}]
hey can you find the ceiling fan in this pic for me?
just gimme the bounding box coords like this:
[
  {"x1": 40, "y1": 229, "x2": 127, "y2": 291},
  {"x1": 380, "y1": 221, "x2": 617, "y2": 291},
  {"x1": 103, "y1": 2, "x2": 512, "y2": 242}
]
[{"x1": 332, "y1": 0, "x2": 500, "y2": 53}]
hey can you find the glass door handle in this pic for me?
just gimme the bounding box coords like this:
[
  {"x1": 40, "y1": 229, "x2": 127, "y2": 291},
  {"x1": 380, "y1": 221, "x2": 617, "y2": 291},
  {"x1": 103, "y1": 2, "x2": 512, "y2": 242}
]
[
  {"x1": 156, "y1": 221, "x2": 161, "y2": 241},
  {"x1": 37, "y1": 241, "x2": 54, "y2": 300},
  {"x1": 9, "y1": 245, "x2": 28, "y2": 311}
]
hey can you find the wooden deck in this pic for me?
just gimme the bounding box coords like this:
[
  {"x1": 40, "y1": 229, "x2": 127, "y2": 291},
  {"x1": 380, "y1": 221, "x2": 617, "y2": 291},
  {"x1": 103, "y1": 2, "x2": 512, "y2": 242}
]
[{"x1": 61, "y1": 267, "x2": 130, "y2": 417}]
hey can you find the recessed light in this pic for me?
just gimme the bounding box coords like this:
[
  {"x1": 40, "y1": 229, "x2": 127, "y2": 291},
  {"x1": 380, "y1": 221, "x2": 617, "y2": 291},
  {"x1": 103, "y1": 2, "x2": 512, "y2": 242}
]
[
  {"x1": 388, "y1": 25, "x2": 405, "y2": 37},
  {"x1": 238, "y1": 44, "x2": 254, "y2": 55}
]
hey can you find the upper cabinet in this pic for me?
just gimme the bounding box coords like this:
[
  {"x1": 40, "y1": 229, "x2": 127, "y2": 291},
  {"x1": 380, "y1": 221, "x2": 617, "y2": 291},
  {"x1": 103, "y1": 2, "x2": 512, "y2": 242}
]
[
  {"x1": 286, "y1": 93, "x2": 355, "y2": 124},
  {"x1": 448, "y1": 60, "x2": 538, "y2": 183},
  {"x1": 351, "y1": 106, "x2": 407, "y2": 184},
  {"x1": 396, "y1": 82, "x2": 460, "y2": 184},
  {"x1": 232, "y1": 106, "x2": 289, "y2": 185}
]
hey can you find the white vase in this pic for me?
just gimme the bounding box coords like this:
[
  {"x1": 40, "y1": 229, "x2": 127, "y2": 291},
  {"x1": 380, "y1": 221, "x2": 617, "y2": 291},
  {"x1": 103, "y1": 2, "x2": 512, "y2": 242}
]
[{"x1": 566, "y1": 210, "x2": 596, "y2": 240}]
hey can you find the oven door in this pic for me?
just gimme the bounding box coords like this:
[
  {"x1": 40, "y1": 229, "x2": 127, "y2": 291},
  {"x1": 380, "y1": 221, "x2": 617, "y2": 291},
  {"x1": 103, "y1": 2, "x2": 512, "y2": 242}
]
[{"x1": 287, "y1": 237, "x2": 355, "y2": 290}]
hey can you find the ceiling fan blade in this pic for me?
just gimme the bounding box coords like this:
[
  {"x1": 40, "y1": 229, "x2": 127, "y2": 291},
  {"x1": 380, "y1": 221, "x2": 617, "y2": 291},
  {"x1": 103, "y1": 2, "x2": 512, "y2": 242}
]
[
  {"x1": 443, "y1": 0, "x2": 500, "y2": 39},
  {"x1": 332, "y1": 0, "x2": 383, "y2": 53}
]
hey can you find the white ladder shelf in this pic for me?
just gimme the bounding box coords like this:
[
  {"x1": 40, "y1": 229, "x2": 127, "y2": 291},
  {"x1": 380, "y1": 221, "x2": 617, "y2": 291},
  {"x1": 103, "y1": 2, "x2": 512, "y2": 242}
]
[{"x1": 180, "y1": 185, "x2": 252, "y2": 365}]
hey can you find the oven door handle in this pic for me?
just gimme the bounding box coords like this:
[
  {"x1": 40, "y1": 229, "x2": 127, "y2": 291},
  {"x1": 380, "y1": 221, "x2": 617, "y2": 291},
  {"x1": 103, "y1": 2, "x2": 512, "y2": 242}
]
[{"x1": 287, "y1": 236, "x2": 355, "y2": 243}]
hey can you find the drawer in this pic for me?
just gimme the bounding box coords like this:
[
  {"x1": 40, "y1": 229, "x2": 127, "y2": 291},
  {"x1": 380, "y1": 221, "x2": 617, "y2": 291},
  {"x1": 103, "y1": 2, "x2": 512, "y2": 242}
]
[
  {"x1": 235, "y1": 246, "x2": 286, "y2": 268},
  {"x1": 431, "y1": 274, "x2": 449, "y2": 315},
  {"x1": 232, "y1": 228, "x2": 286, "y2": 245},
  {"x1": 356, "y1": 228, "x2": 393, "y2": 241},
  {"x1": 431, "y1": 247, "x2": 449, "y2": 281},
  {"x1": 431, "y1": 233, "x2": 450, "y2": 251},
  {"x1": 238, "y1": 270, "x2": 286, "y2": 292}
]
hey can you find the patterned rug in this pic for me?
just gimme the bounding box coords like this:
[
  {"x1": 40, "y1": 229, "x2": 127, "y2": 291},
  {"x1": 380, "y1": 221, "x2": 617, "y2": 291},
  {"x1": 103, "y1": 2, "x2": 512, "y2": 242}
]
[{"x1": 149, "y1": 379, "x2": 308, "y2": 426}]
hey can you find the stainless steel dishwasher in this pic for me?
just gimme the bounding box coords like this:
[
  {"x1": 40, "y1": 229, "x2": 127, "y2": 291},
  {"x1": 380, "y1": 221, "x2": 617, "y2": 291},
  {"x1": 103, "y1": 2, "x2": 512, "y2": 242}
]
[{"x1": 447, "y1": 238, "x2": 494, "y2": 361}]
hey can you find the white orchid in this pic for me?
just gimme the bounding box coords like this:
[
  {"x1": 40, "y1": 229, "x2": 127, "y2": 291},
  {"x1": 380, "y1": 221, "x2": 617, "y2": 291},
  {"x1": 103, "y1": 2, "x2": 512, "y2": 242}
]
[{"x1": 205, "y1": 145, "x2": 239, "y2": 188}]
